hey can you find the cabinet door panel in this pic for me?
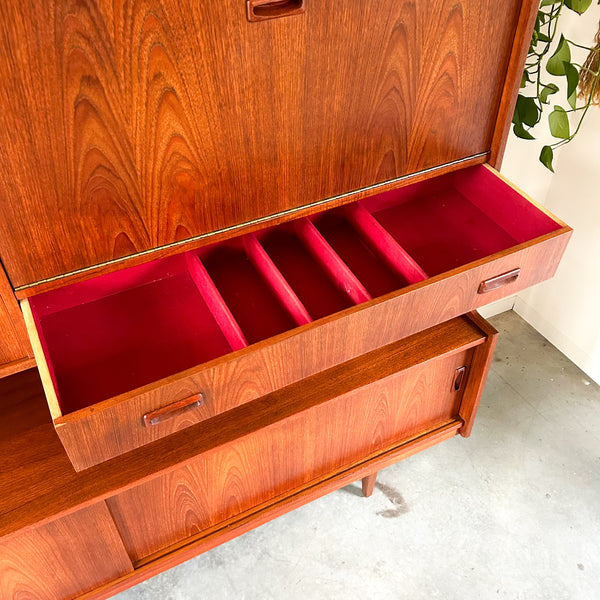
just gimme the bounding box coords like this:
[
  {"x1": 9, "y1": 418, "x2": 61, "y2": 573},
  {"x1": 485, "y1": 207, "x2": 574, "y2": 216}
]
[
  {"x1": 107, "y1": 349, "x2": 473, "y2": 562},
  {"x1": 0, "y1": 502, "x2": 132, "y2": 600},
  {"x1": 0, "y1": 0, "x2": 522, "y2": 287}
]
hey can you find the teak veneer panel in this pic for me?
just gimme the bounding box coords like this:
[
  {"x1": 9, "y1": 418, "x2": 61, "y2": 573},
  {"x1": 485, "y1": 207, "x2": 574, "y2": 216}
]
[
  {"x1": 0, "y1": 315, "x2": 485, "y2": 540},
  {"x1": 79, "y1": 423, "x2": 463, "y2": 600},
  {"x1": 0, "y1": 503, "x2": 133, "y2": 600},
  {"x1": 0, "y1": 0, "x2": 522, "y2": 288},
  {"x1": 107, "y1": 349, "x2": 473, "y2": 561},
  {"x1": 0, "y1": 264, "x2": 32, "y2": 374}
]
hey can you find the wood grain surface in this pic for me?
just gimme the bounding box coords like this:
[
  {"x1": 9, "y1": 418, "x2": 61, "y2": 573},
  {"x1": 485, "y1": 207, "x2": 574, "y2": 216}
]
[
  {"x1": 458, "y1": 311, "x2": 498, "y2": 436},
  {"x1": 107, "y1": 348, "x2": 473, "y2": 561},
  {"x1": 81, "y1": 422, "x2": 464, "y2": 600},
  {"x1": 0, "y1": 0, "x2": 521, "y2": 288},
  {"x1": 44, "y1": 222, "x2": 570, "y2": 471},
  {"x1": 0, "y1": 315, "x2": 486, "y2": 540},
  {"x1": 0, "y1": 357, "x2": 36, "y2": 380},
  {"x1": 0, "y1": 502, "x2": 132, "y2": 600},
  {"x1": 489, "y1": 0, "x2": 540, "y2": 169},
  {"x1": 12, "y1": 154, "x2": 488, "y2": 299},
  {"x1": 0, "y1": 263, "x2": 32, "y2": 373}
]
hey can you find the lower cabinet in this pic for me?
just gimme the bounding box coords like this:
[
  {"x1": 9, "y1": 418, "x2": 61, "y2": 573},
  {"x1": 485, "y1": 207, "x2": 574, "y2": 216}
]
[
  {"x1": 0, "y1": 313, "x2": 496, "y2": 599},
  {"x1": 107, "y1": 347, "x2": 476, "y2": 563},
  {"x1": 0, "y1": 503, "x2": 133, "y2": 600}
]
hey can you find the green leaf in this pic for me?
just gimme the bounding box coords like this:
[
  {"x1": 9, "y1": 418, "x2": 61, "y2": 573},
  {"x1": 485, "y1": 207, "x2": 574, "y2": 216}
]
[
  {"x1": 515, "y1": 95, "x2": 541, "y2": 127},
  {"x1": 565, "y1": 0, "x2": 593, "y2": 14},
  {"x1": 537, "y1": 32, "x2": 551, "y2": 43},
  {"x1": 540, "y1": 82, "x2": 559, "y2": 104},
  {"x1": 540, "y1": 145, "x2": 555, "y2": 172},
  {"x1": 532, "y1": 29, "x2": 539, "y2": 47},
  {"x1": 513, "y1": 94, "x2": 525, "y2": 125},
  {"x1": 540, "y1": 0, "x2": 562, "y2": 5},
  {"x1": 564, "y1": 62, "x2": 580, "y2": 109},
  {"x1": 513, "y1": 123, "x2": 535, "y2": 140},
  {"x1": 549, "y1": 106, "x2": 570, "y2": 139},
  {"x1": 547, "y1": 35, "x2": 571, "y2": 76},
  {"x1": 520, "y1": 70, "x2": 533, "y2": 89},
  {"x1": 512, "y1": 104, "x2": 521, "y2": 125}
]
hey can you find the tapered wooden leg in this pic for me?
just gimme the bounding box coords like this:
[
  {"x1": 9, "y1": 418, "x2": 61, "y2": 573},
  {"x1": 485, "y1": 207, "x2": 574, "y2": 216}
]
[{"x1": 361, "y1": 472, "x2": 378, "y2": 498}]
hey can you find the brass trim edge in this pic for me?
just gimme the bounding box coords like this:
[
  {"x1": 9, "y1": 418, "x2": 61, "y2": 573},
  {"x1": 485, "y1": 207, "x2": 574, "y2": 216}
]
[{"x1": 15, "y1": 153, "x2": 488, "y2": 292}]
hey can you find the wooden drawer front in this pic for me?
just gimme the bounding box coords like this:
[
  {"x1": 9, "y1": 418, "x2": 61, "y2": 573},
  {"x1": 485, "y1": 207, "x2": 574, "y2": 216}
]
[
  {"x1": 23, "y1": 163, "x2": 570, "y2": 471},
  {"x1": 0, "y1": 0, "x2": 525, "y2": 288},
  {"x1": 107, "y1": 348, "x2": 474, "y2": 562},
  {"x1": 0, "y1": 502, "x2": 132, "y2": 600}
]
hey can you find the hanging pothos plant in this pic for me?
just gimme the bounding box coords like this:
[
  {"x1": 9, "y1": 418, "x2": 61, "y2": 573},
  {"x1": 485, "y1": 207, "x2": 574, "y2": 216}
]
[{"x1": 513, "y1": 0, "x2": 600, "y2": 171}]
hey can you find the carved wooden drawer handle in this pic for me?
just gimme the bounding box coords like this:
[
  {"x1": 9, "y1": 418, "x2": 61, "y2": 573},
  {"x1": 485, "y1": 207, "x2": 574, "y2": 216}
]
[
  {"x1": 142, "y1": 393, "x2": 204, "y2": 427},
  {"x1": 478, "y1": 268, "x2": 521, "y2": 294},
  {"x1": 247, "y1": 0, "x2": 305, "y2": 22}
]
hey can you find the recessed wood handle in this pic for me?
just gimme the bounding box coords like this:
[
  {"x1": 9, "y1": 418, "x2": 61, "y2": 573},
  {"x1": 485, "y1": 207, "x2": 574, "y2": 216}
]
[
  {"x1": 453, "y1": 366, "x2": 467, "y2": 391},
  {"x1": 477, "y1": 268, "x2": 521, "y2": 294},
  {"x1": 247, "y1": 0, "x2": 305, "y2": 22},
  {"x1": 142, "y1": 393, "x2": 204, "y2": 427}
]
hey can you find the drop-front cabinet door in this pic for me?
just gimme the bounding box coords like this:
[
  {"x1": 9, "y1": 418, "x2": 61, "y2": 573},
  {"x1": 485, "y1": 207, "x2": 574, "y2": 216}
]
[{"x1": 0, "y1": 0, "x2": 522, "y2": 289}]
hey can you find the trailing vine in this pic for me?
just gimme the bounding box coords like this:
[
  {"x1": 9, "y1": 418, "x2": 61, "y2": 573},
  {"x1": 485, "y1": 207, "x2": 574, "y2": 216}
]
[{"x1": 513, "y1": 0, "x2": 600, "y2": 171}]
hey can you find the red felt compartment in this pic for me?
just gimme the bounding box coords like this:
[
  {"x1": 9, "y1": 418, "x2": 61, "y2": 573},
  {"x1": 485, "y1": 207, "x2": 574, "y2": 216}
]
[
  {"x1": 260, "y1": 229, "x2": 354, "y2": 320},
  {"x1": 28, "y1": 164, "x2": 563, "y2": 417},
  {"x1": 372, "y1": 190, "x2": 519, "y2": 276},
  {"x1": 31, "y1": 254, "x2": 187, "y2": 318},
  {"x1": 364, "y1": 165, "x2": 561, "y2": 276},
  {"x1": 313, "y1": 213, "x2": 409, "y2": 297},
  {"x1": 202, "y1": 246, "x2": 297, "y2": 344},
  {"x1": 244, "y1": 235, "x2": 312, "y2": 326},
  {"x1": 35, "y1": 273, "x2": 233, "y2": 415}
]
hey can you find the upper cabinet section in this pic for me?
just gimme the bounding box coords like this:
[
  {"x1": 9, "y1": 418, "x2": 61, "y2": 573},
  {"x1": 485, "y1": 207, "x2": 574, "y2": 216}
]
[{"x1": 0, "y1": 0, "x2": 522, "y2": 288}]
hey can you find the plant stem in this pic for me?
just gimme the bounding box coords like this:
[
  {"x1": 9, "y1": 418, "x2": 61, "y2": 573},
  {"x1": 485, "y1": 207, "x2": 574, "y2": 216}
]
[
  {"x1": 565, "y1": 39, "x2": 600, "y2": 51},
  {"x1": 570, "y1": 71, "x2": 599, "y2": 139},
  {"x1": 573, "y1": 64, "x2": 600, "y2": 75}
]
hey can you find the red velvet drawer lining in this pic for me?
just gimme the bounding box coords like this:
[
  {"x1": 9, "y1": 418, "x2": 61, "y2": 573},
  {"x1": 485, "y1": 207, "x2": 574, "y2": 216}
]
[{"x1": 29, "y1": 165, "x2": 562, "y2": 415}]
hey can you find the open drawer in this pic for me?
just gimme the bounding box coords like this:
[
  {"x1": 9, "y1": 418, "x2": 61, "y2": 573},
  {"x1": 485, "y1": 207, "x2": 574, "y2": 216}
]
[{"x1": 21, "y1": 164, "x2": 571, "y2": 470}]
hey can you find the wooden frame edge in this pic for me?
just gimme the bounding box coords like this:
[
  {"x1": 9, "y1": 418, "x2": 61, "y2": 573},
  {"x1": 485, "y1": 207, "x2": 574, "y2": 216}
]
[
  {"x1": 488, "y1": 0, "x2": 540, "y2": 169},
  {"x1": 458, "y1": 311, "x2": 499, "y2": 437},
  {"x1": 482, "y1": 164, "x2": 571, "y2": 229},
  {"x1": 0, "y1": 356, "x2": 36, "y2": 379}
]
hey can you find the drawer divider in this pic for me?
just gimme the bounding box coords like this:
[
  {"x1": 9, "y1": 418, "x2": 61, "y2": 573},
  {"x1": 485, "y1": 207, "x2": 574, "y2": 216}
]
[
  {"x1": 294, "y1": 218, "x2": 371, "y2": 305},
  {"x1": 185, "y1": 254, "x2": 248, "y2": 351},
  {"x1": 345, "y1": 202, "x2": 428, "y2": 284},
  {"x1": 243, "y1": 234, "x2": 312, "y2": 326}
]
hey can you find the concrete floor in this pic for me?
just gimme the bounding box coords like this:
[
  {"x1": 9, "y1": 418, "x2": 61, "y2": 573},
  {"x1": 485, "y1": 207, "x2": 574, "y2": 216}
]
[{"x1": 115, "y1": 311, "x2": 600, "y2": 600}]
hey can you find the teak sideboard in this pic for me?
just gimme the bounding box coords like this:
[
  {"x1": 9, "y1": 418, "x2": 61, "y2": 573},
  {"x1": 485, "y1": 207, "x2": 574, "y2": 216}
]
[{"x1": 0, "y1": 2, "x2": 572, "y2": 599}]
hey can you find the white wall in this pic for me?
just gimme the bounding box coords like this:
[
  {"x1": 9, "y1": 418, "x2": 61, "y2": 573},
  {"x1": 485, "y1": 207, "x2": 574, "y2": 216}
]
[{"x1": 499, "y1": 8, "x2": 600, "y2": 384}]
